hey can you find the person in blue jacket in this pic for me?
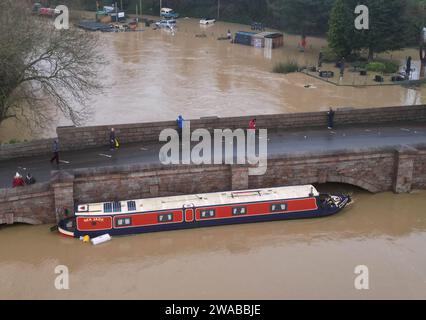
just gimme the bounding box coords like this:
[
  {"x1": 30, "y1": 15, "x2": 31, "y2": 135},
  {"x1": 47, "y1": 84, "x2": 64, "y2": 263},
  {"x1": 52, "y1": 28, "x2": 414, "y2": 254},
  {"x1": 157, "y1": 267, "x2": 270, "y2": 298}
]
[{"x1": 177, "y1": 115, "x2": 184, "y2": 139}]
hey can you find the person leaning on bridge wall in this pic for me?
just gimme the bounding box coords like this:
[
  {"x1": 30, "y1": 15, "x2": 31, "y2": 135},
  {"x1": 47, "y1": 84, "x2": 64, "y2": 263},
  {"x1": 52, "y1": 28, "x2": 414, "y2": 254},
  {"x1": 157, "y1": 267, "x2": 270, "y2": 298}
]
[
  {"x1": 327, "y1": 108, "x2": 335, "y2": 130},
  {"x1": 177, "y1": 115, "x2": 185, "y2": 140},
  {"x1": 249, "y1": 118, "x2": 257, "y2": 130}
]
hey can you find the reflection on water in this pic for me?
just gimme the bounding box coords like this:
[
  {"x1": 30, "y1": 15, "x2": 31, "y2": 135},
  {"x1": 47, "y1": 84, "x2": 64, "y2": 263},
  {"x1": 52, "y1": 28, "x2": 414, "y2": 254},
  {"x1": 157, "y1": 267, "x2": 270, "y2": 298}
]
[
  {"x1": 0, "y1": 18, "x2": 425, "y2": 142},
  {"x1": 0, "y1": 186, "x2": 425, "y2": 299}
]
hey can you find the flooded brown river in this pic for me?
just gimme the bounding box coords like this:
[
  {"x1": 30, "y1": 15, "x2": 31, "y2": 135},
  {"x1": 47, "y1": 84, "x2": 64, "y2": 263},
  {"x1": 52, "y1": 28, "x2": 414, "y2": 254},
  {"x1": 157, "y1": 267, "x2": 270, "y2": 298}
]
[
  {"x1": 1, "y1": 186, "x2": 426, "y2": 299},
  {"x1": 0, "y1": 18, "x2": 424, "y2": 142},
  {"x1": 1, "y1": 18, "x2": 426, "y2": 300}
]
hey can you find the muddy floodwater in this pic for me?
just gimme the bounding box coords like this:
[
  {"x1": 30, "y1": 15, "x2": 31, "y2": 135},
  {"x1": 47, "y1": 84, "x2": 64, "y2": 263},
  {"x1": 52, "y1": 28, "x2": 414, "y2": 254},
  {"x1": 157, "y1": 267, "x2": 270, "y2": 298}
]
[
  {"x1": 1, "y1": 186, "x2": 426, "y2": 299},
  {"x1": 0, "y1": 18, "x2": 424, "y2": 142}
]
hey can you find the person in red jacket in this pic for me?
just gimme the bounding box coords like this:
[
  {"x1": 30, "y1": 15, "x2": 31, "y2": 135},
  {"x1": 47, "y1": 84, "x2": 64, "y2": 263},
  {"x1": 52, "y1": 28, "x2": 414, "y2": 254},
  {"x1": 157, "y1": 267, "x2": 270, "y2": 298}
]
[
  {"x1": 12, "y1": 173, "x2": 25, "y2": 188},
  {"x1": 249, "y1": 118, "x2": 257, "y2": 130}
]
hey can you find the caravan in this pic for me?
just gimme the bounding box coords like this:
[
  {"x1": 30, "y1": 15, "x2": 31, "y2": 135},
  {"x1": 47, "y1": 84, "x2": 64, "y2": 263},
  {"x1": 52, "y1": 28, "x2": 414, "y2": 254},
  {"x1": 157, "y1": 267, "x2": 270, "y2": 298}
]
[{"x1": 160, "y1": 8, "x2": 179, "y2": 19}]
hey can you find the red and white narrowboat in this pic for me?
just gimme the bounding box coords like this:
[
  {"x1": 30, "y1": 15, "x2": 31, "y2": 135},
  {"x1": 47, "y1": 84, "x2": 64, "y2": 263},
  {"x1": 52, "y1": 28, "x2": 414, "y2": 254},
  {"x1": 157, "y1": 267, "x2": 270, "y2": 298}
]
[{"x1": 58, "y1": 185, "x2": 351, "y2": 238}]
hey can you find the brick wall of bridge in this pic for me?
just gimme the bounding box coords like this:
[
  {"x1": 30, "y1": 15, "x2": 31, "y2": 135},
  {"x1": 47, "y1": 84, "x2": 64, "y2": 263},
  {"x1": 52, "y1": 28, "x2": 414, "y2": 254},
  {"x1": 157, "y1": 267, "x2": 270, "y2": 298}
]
[
  {"x1": 56, "y1": 105, "x2": 426, "y2": 152},
  {"x1": 1, "y1": 145, "x2": 425, "y2": 225},
  {"x1": 1, "y1": 105, "x2": 426, "y2": 161},
  {"x1": 0, "y1": 183, "x2": 54, "y2": 225}
]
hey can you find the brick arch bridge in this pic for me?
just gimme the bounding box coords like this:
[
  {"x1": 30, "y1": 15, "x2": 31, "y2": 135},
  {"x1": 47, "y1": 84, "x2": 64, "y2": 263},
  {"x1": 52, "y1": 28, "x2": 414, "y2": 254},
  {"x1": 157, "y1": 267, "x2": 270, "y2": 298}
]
[{"x1": 0, "y1": 145, "x2": 425, "y2": 225}]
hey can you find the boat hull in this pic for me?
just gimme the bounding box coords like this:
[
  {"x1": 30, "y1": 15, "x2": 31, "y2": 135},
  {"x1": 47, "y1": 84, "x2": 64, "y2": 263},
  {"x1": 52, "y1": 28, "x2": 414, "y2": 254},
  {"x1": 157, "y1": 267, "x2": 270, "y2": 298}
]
[{"x1": 59, "y1": 194, "x2": 351, "y2": 239}]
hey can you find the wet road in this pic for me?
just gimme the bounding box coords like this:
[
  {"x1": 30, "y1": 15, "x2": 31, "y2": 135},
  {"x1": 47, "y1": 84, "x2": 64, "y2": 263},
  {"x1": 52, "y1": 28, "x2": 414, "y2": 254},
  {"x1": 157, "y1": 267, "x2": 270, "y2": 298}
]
[{"x1": 1, "y1": 123, "x2": 425, "y2": 188}]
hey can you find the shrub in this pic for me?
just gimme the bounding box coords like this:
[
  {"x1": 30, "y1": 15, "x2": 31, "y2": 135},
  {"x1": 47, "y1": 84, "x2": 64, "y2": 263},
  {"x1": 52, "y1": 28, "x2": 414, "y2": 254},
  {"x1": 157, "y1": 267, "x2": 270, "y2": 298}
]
[
  {"x1": 366, "y1": 60, "x2": 400, "y2": 74},
  {"x1": 321, "y1": 47, "x2": 338, "y2": 63},
  {"x1": 273, "y1": 60, "x2": 299, "y2": 74},
  {"x1": 366, "y1": 62, "x2": 386, "y2": 73}
]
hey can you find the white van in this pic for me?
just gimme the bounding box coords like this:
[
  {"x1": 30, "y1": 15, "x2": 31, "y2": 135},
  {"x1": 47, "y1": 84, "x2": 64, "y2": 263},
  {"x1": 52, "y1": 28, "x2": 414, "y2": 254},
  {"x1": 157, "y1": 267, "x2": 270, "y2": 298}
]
[{"x1": 160, "y1": 8, "x2": 179, "y2": 19}]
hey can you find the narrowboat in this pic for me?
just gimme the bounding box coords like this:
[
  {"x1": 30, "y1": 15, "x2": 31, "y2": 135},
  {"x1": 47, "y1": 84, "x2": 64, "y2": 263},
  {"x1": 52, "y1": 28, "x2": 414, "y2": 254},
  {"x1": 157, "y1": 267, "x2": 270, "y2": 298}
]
[{"x1": 58, "y1": 185, "x2": 351, "y2": 238}]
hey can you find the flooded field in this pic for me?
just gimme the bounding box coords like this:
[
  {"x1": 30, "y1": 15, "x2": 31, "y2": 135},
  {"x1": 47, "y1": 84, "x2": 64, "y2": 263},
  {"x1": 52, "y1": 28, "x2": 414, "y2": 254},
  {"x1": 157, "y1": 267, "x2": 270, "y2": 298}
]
[
  {"x1": 0, "y1": 18, "x2": 424, "y2": 142},
  {"x1": 1, "y1": 186, "x2": 426, "y2": 299}
]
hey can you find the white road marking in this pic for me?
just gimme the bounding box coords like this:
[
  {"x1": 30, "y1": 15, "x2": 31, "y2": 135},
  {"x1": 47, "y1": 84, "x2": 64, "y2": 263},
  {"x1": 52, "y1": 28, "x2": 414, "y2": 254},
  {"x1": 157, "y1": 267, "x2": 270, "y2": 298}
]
[
  {"x1": 99, "y1": 154, "x2": 112, "y2": 158},
  {"x1": 140, "y1": 148, "x2": 148, "y2": 151},
  {"x1": 400, "y1": 128, "x2": 411, "y2": 132},
  {"x1": 59, "y1": 160, "x2": 70, "y2": 164}
]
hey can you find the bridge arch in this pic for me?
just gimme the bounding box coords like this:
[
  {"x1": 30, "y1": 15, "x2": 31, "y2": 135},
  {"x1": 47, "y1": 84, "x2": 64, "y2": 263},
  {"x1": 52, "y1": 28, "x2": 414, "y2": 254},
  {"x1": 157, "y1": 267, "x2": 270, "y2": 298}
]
[
  {"x1": 0, "y1": 216, "x2": 43, "y2": 226},
  {"x1": 325, "y1": 175, "x2": 381, "y2": 193}
]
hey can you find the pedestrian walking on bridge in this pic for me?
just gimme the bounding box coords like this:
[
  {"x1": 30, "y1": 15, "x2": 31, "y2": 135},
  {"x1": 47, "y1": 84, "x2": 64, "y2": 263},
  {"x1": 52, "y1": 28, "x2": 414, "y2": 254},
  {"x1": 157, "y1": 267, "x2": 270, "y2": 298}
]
[
  {"x1": 50, "y1": 140, "x2": 60, "y2": 165},
  {"x1": 110, "y1": 128, "x2": 119, "y2": 150}
]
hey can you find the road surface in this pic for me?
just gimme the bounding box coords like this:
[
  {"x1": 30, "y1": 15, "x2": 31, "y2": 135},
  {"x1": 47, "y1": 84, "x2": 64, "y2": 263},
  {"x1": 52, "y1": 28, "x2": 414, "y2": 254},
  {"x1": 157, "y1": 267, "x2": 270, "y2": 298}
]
[{"x1": 1, "y1": 123, "x2": 426, "y2": 188}]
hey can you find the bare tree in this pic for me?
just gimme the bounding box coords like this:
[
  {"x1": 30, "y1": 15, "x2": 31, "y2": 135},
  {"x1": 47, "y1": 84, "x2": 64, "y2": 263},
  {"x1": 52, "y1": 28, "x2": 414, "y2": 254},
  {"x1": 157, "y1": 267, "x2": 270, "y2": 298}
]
[{"x1": 0, "y1": 0, "x2": 103, "y2": 129}]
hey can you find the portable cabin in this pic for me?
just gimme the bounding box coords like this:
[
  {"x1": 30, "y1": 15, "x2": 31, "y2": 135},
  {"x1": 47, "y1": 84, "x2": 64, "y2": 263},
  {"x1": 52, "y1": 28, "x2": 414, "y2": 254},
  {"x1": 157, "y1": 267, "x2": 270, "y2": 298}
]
[
  {"x1": 252, "y1": 32, "x2": 284, "y2": 49},
  {"x1": 265, "y1": 32, "x2": 284, "y2": 49},
  {"x1": 234, "y1": 31, "x2": 257, "y2": 46}
]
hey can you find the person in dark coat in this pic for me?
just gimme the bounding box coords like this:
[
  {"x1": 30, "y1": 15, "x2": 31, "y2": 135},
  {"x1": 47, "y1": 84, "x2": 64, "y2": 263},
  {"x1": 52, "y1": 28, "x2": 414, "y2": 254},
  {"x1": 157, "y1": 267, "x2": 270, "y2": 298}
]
[
  {"x1": 406, "y1": 56, "x2": 412, "y2": 79},
  {"x1": 339, "y1": 57, "x2": 345, "y2": 78},
  {"x1": 50, "y1": 140, "x2": 60, "y2": 165},
  {"x1": 318, "y1": 51, "x2": 323, "y2": 69},
  {"x1": 110, "y1": 128, "x2": 116, "y2": 150},
  {"x1": 25, "y1": 173, "x2": 36, "y2": 185},
  {"x1": 327, "y1": 108, "x2": 335, "y2": 130}
]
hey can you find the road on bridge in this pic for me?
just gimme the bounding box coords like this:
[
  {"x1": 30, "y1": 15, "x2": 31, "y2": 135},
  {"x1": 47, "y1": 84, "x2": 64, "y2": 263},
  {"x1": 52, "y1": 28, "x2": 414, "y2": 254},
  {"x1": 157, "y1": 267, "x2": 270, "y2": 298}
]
[{"x1": 1, "y1": 123, "x2": 426, "y2": 188}]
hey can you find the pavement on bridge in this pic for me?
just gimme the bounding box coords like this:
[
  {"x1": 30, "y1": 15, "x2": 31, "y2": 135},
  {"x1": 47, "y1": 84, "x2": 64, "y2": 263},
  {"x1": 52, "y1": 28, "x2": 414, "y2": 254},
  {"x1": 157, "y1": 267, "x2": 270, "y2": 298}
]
[{"x1": 1, "y1": 123, "x2": 426, "y2": 189}]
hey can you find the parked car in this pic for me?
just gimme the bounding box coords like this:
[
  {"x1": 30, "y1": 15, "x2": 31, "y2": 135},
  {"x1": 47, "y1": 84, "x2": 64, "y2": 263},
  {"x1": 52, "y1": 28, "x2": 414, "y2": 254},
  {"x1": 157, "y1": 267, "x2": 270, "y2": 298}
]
[
  {"x1": 155, "y1": 19, "x2": 177, "y2": 28},
  {"x1": 200, "y1": 18, "x2": 216, "y2": 25}
]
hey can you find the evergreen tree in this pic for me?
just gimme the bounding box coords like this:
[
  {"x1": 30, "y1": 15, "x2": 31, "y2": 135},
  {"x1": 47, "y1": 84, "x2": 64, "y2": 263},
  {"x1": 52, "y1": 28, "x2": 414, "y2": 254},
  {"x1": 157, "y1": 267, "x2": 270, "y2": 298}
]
[
  {"x1": 327, "y1": 0, "x2": 354, "y2": 58},
  {"x1": 356, "y1": 0, "x2": 408, "y2": 60},
  {"x1": 267, "y1": 0, "x2": 334, "y2": 35}
]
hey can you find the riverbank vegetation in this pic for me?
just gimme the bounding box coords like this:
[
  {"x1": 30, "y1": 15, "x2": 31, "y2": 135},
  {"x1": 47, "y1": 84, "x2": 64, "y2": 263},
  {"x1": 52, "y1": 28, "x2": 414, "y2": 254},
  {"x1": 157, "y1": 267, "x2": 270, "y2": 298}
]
[{"x1": 273, "y1": 61, "x2": 300, "y2": 74}]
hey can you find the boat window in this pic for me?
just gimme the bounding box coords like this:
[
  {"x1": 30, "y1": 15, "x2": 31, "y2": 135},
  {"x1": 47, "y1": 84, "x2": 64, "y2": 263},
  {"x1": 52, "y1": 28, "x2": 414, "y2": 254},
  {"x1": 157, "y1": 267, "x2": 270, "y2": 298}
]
[
  {"x1": 113, "y1": 201, "x2": 122, "y2": 213},
  {"x1": 200, "y1": 209, "x2": 216, "y2": 219},
  {"x1": 271, "y1": 203, "x2": 287, "y2": 212},
  {"x1": 232, "y1": 207, "x2": 247, "y2": 216},
  {"x1": 104, "y1": 202, "x2": 113, "y2": 213},
  {"x1": 158, "y1": 213, "x2": 174, "y2": 223},
  {"x1": 127, "y1": 201, "x2": 137, "y2": 211},
  {"x1": 116, "y1": 217, "x2": 132, "y2": 227}
]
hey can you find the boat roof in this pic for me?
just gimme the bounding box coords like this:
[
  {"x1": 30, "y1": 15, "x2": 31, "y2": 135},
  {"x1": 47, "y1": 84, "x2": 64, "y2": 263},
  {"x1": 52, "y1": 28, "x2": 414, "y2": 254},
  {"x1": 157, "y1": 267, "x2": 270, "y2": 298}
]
[{"x1": 75, "y1": 185, "x2": 319, "y2": 216}]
